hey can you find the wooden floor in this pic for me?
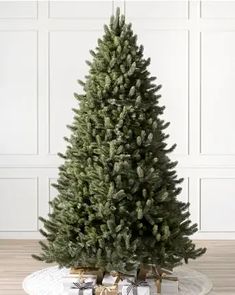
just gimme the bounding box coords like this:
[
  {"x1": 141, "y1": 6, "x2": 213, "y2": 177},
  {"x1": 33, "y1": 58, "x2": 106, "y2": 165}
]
[{"x1": 0, "y1": 240, "x2": 234, "y2": 294}]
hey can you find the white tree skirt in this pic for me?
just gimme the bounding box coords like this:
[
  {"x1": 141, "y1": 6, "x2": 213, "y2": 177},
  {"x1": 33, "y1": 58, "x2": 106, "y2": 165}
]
[{"x1": 22, "y1": 265, "x2": 212, "y2": 295}]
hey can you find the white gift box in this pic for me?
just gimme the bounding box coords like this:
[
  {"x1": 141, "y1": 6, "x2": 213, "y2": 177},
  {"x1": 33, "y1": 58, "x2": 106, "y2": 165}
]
[
  {"x1": 118, "y1": 277, "x2": 136, "y2": 293},
  {"x1": 160, "y1": 277, "x2": 178, "y2": 294},
  {"x1": 102, "y1": 273, "x2": 119, "y2": 286},
  {"x1": 67, "y1": 288, "x2": 94, "y2": 295},
  {"x1": 63, "y1": 275, "x2": 97, "y2": 291},
  {"x1": 102, "y1": 272, "x2": 136, "y2": 290},
  {"x1": 122, "y1": 285, "x2": 150, "y2": 295}
]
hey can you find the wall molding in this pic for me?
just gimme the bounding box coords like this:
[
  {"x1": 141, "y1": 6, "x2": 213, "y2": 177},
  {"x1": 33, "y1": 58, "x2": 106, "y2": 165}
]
[
  {"x1": 0, "y1": 30, "x2": 39, "y2": 156},
  {"x1": 1, "y1": 0, "x2": 235, "y2": 239},
  {"x1": 199, "y1": 177, "x2": 235, "y2": 233},
  {"x1": 0, "y1": 0, "x2": 38, "y2": 19},
  {"x1": 199, "y1": 30, "x2": 235, "y2": 156}
]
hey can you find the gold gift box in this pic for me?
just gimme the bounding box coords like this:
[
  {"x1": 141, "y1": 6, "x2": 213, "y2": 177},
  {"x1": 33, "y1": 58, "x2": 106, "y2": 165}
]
[{"x1": 95, "y1": 285, "x2": 118, "y2": 295}]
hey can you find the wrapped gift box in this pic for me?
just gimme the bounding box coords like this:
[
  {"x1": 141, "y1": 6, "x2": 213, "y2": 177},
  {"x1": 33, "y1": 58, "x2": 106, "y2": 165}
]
[
  {"x1": 63, "y1": 274, "x2": 97, "y2": 291},
  {"x1": 137, "y1": 264, "x2": 178, "y2": 294},
  {"x1": 66, "y1": 289, "x2": 93, "y2": 295},
  {"x1": 102, "y1": 271, "x2": 136, "y2": 293},
  {"x1": 118, "y1": 277, "x2": 136, "y2": 293},
  {"x1": 68, "y1": 288, "x2": 93, "y2": 295},
  {"x1": 95, "y1": 284, "x2": 118, "y2": 295},
  {"x1": 102, "y1": 273, "x2": 119, "y2": 286},
  {"x1": 68, "y1": 282, "x2": 95, "y2": 295},
  {"x1": 122, "y1": 284, "x2": 150, "y2": 295}
]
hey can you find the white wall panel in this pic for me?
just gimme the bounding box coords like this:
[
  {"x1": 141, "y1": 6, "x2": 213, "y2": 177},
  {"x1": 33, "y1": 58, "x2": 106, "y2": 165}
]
[
  {"x1": 0, "y1": 31, "x2": 38, "y2": 154},
  {"x1": 49, "y1": 31, "x2": 101, "y2": 154},
  {"x1": 0, "y1": 178, "x2": 38, "y2": 231},
  {"x1": 49, "y1": 1, "x2": 112, "y2": 18},
  {"x1": 201, "y1": 1, "x2": 235, "y2": 19},
  {"x1": 1, "y1": 0, "x2": 235, "y2": 239},
  {"x1": 138, "y1": 30, "x2": 189, "y2": 155},
  {"x1": 201, "y1": 32, "x2": 235, "y2": 155},
  {"x1": 0, "y1": 1, "x2": 37, "y2": 18},
  {"x1": 126, "y1": 0, "x2": 188, "y2": 19},
  {"x1": 113, "y1": 0, "x2": 125, "y2": 14},
  {"x1": 200, "y1": 178, "x2": 235, "y2": 232}
]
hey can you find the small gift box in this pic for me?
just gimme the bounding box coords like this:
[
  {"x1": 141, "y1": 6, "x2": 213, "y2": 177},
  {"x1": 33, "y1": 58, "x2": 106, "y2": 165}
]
[
  {"x1": 137, "y1": 264, "x2": 178, "y2": 294},
  {"x1": 122, "y1": 281, "x2": 150, "y2": 295},
  {"x1": 63, "y1": 274, "x2": 97, "y2": 291},
  {"x1": 102, "y1": 272, "x2": 120, "y2": 286},
  {"x1": 118, "y1": 276, "x2": 136, "y2": 293},
  {"x1": 95, "y1": 284, "x2": 118, "y2": 295},
  {"x1": 102, "y1": 271, "x2": 136, "y2": 293},
  {"x1": 70, "y1": 267, "x2": 104, "y2": 284},
  {"x1": 68, "y1": 282, "x2": 95, "y2": 295}
]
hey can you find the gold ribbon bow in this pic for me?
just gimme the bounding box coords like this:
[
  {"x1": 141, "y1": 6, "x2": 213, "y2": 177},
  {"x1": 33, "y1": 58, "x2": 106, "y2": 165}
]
[{"x1": 96, "y1": 285, "x2": 117, "y2": 295}]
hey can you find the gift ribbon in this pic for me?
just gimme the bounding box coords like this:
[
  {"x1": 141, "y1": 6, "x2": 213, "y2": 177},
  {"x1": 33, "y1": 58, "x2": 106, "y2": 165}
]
[
  {"x1": 72, "y1": 281, "x2": 94, "y2": 295},
  {"x1": 138, "y1": 264, "x2": 176, "y2": 293},
  {"x1": 126, "y1": 280, "x2": 149, "y2": 295},
  {"x1": 109, "y1": 271, "x2": 124, "y2": 284},
  {"x1": 152, "y1": 266, "x2": 178, "y2": 293},
  {"x1": 151, "y1": 265, "x2": 177, "y2": 282},
  {"x1": 70, "y1": 269, "x2": 85, "y2": 283}
]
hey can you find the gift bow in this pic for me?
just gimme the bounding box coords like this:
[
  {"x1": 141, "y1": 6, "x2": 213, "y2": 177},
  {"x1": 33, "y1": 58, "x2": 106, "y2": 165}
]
[
  {"x1": 97, "y1": 285, "x2": 117, "y2": 295},
  {"x1": 126, "y1": 280, "x2": 149, "y2": 295},
  {"x1": 72, "y1": 281, "x2": 94, "y2": 295}
]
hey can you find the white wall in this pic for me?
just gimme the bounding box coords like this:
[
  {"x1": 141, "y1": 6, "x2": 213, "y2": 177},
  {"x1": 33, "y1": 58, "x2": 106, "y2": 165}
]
[{"x1": 0, "y1": 0, "x2": 235, "y2": 239}]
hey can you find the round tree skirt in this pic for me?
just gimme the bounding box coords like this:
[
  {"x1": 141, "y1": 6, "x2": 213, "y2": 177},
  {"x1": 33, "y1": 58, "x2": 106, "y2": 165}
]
[{"x1": 22, "y1": 265, "x2": 213, "y2": 295}]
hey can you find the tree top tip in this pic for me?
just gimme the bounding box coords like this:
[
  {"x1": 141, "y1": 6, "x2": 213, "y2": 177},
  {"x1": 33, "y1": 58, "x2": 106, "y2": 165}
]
[{"x1": 115, "y1": 7, "x2": 121, "y2": 18}]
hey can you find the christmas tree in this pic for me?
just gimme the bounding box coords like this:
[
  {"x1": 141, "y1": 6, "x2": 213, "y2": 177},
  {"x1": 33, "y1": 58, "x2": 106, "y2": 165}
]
[{"x1": 34, "y1": 8, "x2": 206, "y2": 273}]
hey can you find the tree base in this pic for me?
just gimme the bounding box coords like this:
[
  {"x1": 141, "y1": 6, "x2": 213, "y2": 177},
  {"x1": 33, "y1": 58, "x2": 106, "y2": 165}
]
[{"x1": 23, "y1": 265, "x2": 213, "y2": 295}]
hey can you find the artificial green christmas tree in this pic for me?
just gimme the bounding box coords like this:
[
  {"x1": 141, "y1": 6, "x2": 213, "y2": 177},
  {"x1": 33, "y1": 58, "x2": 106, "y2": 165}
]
[{"x1": 34, "y1": 8, "x2": 206, "y2": 273}]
